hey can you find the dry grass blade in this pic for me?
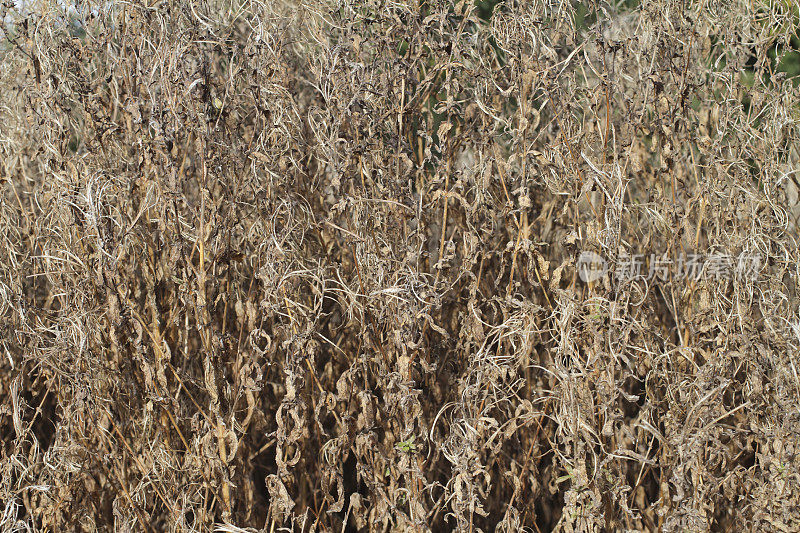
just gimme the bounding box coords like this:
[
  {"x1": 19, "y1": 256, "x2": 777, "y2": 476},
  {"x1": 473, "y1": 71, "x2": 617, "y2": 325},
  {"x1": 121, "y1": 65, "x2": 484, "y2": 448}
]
[{"x1": 0, "y1": 0, "x2": 799, "y2": 531}]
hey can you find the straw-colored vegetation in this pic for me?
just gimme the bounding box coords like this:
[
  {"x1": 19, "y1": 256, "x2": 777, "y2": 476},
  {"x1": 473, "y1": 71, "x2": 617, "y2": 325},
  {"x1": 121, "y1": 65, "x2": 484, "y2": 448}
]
[{"x1": 1, "y1": 0, "x2": 799, "y2": 531}]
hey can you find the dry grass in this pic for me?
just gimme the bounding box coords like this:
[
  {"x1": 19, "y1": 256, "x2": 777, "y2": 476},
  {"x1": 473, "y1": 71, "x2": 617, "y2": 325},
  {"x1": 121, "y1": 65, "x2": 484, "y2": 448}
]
[{"x1": 1, "y1": 0, "x2": 799, "y2": 531}]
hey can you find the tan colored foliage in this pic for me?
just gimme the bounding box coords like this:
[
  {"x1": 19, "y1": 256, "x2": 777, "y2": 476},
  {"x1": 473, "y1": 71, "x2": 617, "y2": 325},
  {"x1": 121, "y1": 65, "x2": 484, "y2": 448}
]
[{"x1": 1, "y1": 0, "x2": 799, "y2": 531}]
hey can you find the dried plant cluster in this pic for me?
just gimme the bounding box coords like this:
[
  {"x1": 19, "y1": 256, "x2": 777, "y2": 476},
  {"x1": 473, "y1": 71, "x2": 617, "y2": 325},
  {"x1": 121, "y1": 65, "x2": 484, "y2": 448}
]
[{"x1": 1, "y1": 0, "x2": 800, "y2": 531}]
